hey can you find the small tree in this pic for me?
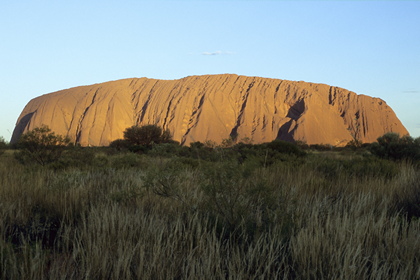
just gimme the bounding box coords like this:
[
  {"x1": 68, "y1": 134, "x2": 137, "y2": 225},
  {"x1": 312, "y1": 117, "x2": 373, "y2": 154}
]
[
  {"x1": 369, "y1": 133, "x2": 420, "y2": 161},
  {"x1": 123, "y1": 124, "x2": 172, "y2": 147},
  {"x1": 15, "y1": 125, "x2": 70, "y2": 165}
]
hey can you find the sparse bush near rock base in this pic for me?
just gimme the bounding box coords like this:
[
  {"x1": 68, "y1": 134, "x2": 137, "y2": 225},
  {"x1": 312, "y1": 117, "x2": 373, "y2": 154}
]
[
  {"x1": 369, "y1": 132, "x2": 420, "y2": 162},
  {"x1": 14, "y1": 125, "x2": 71, "y2": 166},
  {"x1": 123, "y1": 124, "x2": 173, "y2": 147}
]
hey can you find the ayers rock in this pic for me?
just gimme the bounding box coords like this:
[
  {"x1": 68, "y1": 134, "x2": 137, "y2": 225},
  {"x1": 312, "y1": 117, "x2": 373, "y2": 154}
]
[{"x1": 12, "y1": 74, "x2": 408, "y2": 146}]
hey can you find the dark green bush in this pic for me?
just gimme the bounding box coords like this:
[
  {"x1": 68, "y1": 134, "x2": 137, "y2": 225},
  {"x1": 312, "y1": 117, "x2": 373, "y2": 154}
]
[
  {"x1": 0, "y1": 136, "x2": 7, "y2": 156},
  {"x1": 232, "y1": 142, "x2": 257, "y2": 164},
  {"x1": 92, "y1": 154, "x2": 110, "y2": 167},
  {"x1": 110, "y1": 153, "x2": 148, "y2": 169},
  {"x1": 109, "y1": 139, "x2": 132, "y2": 151},
  {"x1": 123, "y1": 124, "x2": 172, "y2": 146},
  {"x1": 189, "y1": 141, "x2": 205, "y2": 149},
  {"x1": 14, "y1": 125, "x2": 70, "y2": 166},
  {"x1": 187, "y1": 143, "x2": 224, "y2": 162},
  {"x1": 49, "y1": 147, "x2": 96, "y2": 170},
  {"x1": 148, "y1": 142, "x2": 185, "y2": 158},
  {"x1": 369, "y1": 133, "x2": 420, "y2": 162},
  {"x1": 128, "y1": 144, "x2": 148, "y2": 154},
  {"x1": 265, "y1": 140, "x2": 306, "y2": 157},
  {"x1": 232, "y1": 140, "x2": 306, "y2": 167},
  {"x1": 0, "y1": 136, "x2": 7, "y2": 148},
  {"x1": 295, "y1": 140, "x2": 310, "y2": 150}
]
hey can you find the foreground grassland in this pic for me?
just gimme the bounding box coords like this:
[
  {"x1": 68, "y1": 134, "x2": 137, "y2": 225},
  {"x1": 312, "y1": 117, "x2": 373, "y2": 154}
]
[{"x1": 0, "y1": 147, "x2": 419, "y2": 279}]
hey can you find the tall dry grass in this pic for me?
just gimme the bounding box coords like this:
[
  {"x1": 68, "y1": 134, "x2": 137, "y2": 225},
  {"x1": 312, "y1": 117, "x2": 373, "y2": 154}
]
[{"x1": 0, "y1": 151, "x2": 419, "y2": 279}]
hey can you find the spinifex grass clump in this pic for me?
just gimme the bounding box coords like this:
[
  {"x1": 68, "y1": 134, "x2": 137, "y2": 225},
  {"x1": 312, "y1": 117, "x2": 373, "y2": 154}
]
[{"x1": 0, "y1": 147, "x2": 419, "y2": 279}]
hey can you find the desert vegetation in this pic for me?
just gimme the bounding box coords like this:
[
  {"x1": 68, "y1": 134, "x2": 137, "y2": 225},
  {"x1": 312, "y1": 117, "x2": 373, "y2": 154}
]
[
  {"x1": 0, "y1": 136, "x2": 7, "y2": 156},
  {"x1": 14, "y1": 125, "x2": 71, "y2": 166},
  {"x1": 1, "y1": 126, "x2": 419, "y2": 279},
  {"x1": 110, "y1": 125, "x2": 175, "y2": 153}
]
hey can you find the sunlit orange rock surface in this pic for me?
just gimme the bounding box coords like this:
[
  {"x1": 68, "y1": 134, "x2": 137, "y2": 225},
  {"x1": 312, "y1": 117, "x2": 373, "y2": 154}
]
[{"x1": 12, "y1": 74, "x2": 408, "y2": 146}]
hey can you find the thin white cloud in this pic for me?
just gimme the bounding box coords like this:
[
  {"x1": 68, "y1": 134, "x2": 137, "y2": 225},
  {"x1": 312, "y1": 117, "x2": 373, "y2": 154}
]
[
  {"x1": 202, "y1": 50, "x2": 235, "y2": 56},
  {"x1": 402, "y1": 90, "x2": 420, "y2": 94}
]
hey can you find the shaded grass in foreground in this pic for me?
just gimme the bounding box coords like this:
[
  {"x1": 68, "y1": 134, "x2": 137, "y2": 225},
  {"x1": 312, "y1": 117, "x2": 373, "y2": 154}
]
[{"x1": 0, "y1": 152, "x2": 419, "y2": 279}]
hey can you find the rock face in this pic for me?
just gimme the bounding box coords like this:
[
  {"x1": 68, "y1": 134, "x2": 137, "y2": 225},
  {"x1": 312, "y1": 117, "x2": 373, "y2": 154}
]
[{"x1": 12, "y1": 74, "x2": 409, "y2": 146}]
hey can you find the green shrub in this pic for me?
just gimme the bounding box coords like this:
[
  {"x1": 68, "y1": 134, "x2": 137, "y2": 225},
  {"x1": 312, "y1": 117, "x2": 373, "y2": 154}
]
[
  {"x1": 0, "y1": 136, "x2": 7, "y2": 156},
  {"x1": 109, "y1": 139, "x2": 132, "y2": 151},
  {"x1": 187, "y1": 142, "x2": 224, "y2": 162},
  {"x1": 49, "y1": 147, "x2": 96, "y2": 170},
  {"x1": 128, "y1": 144, "x2": 148, "y2": 154},
  {"x1": 0, "y1": 136, "x2": 7, "y2": 148},
  {"x1": 369, "y1": 133, "x2": 420, "y2": 162},
  {"x1": 92, "y1": 153, "x2": 110, "y2": 168},
  {"x1": 232, "y1": 142, "x2": 257, "y2": 164},
  {"x1": 123, "y1": 124, "x2": 172, "y2": 147},
  {"x1": 189, "y1": 141, "x2": 205, "y2": 149},
  {"x1": 14, "y1": 125, "x2": 70, "y2": 165},
  {"x1": 232, "y1": 141, "x2": 306, "y2": 167},
  {"x1": 110, "y1": 153, "x2": 147, "y2": 169},
  {"x1": 265, "y1": 140, "x2": 306, "y2": 157},
  {"x1": 295, "y1": 140, "x2": 309, "y2": 150},
  {"x1": 148, "y1": 142, "x2": 184, "y2": 158}
]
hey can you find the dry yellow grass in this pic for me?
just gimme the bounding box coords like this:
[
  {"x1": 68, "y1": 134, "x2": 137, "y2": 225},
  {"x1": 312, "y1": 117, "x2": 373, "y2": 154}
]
[{"x1": 0, "y1": 152, "x2": 419, "y2": 279}]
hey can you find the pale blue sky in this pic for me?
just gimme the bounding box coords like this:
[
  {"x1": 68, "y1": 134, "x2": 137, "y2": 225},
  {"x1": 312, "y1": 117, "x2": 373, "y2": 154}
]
[{"x1": 1, "y1": 0, "x2": 419, "y2": 141}]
